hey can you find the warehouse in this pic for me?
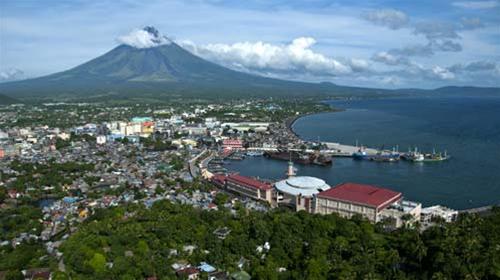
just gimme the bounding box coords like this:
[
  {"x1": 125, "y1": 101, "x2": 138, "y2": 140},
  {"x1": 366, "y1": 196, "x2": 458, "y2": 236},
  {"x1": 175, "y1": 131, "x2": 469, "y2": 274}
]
[{"x1": 314, "y1": 182, "x2": 404, "y2": 223}]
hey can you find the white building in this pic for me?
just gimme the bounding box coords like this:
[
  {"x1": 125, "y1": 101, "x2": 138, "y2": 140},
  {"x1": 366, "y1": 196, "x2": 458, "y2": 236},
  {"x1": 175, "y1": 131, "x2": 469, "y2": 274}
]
[
  {"x1": 125, "y1": 122, "x2": 142, "y2": 136},
  {"x1": 0, "y1": 130, "x2": 9, "y2": 140},
  {"x1": 275, "y1": 176, "x2": 330, "y2": 212},
  {"x1": 421, "y1": 205, "x2": 458, "y2": 227},
  {"x1": 96, "y1": 135, "x2": 107, "y2": 145},
  {"x1": 379, "y1": 200, "x2": 422, "y2": 228}
]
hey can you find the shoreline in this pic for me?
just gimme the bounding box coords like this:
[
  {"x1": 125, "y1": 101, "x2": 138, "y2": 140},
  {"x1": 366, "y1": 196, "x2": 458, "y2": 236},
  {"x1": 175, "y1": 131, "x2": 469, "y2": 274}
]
[
  {"x1": 285, "y1": 108, "x2": 345, "y2": 140},
  {"x1": 274, "y1": 106, "x2": 496, "y2": 211}
]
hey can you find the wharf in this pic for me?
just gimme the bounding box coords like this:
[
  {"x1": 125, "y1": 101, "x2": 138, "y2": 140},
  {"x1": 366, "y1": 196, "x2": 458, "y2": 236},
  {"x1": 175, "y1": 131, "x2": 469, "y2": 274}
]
[
  {"x1": 321, "y1": 142, "x2": 379, "y2": 157},
  {"x1": 247, "y1": 144, "x2": 380, "y2": 158}
]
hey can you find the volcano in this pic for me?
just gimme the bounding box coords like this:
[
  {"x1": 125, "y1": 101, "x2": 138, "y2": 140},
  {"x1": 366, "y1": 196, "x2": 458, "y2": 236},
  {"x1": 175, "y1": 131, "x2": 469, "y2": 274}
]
[{"x1": 0, "y1": 27, "x2": 394, "y2": 101}]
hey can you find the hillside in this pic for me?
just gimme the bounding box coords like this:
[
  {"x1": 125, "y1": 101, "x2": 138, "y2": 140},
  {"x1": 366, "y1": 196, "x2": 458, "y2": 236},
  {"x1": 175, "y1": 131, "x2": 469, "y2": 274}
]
[{"x1": 0, "y1": 93, "x2": 20, "y2": 105}]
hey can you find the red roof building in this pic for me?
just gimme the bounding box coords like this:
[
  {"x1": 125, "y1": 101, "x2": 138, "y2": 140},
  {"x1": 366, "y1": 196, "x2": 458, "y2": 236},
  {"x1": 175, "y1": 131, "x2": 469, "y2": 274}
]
[
  {"x1": 315, "y1": 182, "x2": 402, "y2": 222},
  {"x1": 210, "y1": 174, "x2": 227, "y2": 187},
  {"x1": 226, "y1": 174, "x2": 272, "y2": 191},
  {"x1": 213, "y1": 173, "x2": 273, "y2": 203},
  {"x1": 176, "y1": 267, "x2": 200, "y2": 279},
  {"x1": 222, "y1": 139, "x2": 243, "y2": 150}
]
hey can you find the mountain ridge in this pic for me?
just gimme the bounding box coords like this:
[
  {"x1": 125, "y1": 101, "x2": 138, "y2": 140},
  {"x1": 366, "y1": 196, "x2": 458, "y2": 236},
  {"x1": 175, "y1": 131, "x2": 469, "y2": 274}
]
[{"x1": 0, "y1": 27, "x2": 498, "y2": 101}]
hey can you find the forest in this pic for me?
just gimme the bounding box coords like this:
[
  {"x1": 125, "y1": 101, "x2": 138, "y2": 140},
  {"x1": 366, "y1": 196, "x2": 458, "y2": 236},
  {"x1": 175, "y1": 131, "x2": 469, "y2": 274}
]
[{"x1": 24, "y1": 200, "x2": 500, "y2": 279}]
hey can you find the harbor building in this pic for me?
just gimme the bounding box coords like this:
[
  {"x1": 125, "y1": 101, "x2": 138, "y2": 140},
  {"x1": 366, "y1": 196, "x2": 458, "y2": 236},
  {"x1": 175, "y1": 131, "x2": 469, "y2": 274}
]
[
  {"x1": 275, "y1": 162, "x2": 331, "y2": 212},
  {"x1": 314, "y1": 182, "x2": 420, "y2": 225},
  {"x1": 222, "y1": 139, "x2": 244, "y2": 150},
  {"x1": 211, "y1": 173, "x2": 273, "y2": 203},
  {"x1": 378, "y1": 200, "x2": 422, "y2": 228},
  {"x1": 420, "y1": 205, "x2": 458, "y2": 227}
]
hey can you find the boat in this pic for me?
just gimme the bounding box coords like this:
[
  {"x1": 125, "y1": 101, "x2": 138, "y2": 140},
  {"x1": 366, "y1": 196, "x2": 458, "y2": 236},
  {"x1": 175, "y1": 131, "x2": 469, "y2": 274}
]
[
  {"x1": 264, "y1": 149, "x2": 333, "y2": 165},
  {"x1": 370, "y1": 152, "x2": 400, "y2": 162},
  {"x1": 352, "y1": 149, "x2": 369, "y2": 160},
  {"x1": 355, "y1": 145, "x2": 400, "y2": 162},
  {"x1": 312, "y1": 153, "x2": 333, "y2": 166},
  {"x1": 402, "y1": 148, "x2": 450, "y2": 162},
  {"x1": 402, "y1": 147, "x2": 425, "y2": 162},
  {"x1": 423, "y1": 150, "x2": 451, "y2": 162},
  {"x1": 265, "y1": 150, "x2": 312, "y2": 164}
]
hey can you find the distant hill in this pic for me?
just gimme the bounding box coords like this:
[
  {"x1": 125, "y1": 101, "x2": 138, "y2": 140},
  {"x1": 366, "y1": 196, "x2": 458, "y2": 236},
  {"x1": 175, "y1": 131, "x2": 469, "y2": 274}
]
[
  {"x1": 433, "y1": 86, "x2": 500, "y2": 96},
  {"x1": 0, "y1": 93, "x2": 20, "y2": 105},
  {"x1": 0, "y1": 27, "x2": 497, "y2": 101}
]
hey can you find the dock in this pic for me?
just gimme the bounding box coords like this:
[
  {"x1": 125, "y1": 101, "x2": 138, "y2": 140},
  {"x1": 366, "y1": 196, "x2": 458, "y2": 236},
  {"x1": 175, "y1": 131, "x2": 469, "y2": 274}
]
[
  {"x1": 321, "y1": 142, "x2": 379, "y2": 156},
  {"x1": 247, "y1": 142, "x2": 380, "y2": 157}
]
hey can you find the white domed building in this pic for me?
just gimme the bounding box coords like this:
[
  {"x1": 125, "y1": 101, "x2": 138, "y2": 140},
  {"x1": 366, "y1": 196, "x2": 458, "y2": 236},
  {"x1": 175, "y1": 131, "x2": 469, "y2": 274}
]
[{"x1": 274, "y1": 162, "x2": 331, "y2": 212}]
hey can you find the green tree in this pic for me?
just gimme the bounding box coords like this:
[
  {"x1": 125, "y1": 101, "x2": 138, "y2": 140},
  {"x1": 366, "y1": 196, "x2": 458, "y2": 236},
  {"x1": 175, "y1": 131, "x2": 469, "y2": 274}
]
[
  {"x1": 214, "y1": 192, "x2": 229, "y2": 206},
  {"x1": 87, "y1": 253, "x2": 106, "y2": 273},
  {"x1": 0, "y1": 187, "x2": 6, "y2": 203}
]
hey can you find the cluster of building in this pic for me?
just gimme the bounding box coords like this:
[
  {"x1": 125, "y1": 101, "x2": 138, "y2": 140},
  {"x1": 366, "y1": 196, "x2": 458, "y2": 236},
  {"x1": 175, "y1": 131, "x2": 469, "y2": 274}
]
[
  {"x1": 210, "y1": 161, "x2": 458, "y2": 229},
  {"x1": 0, "y1": 108, "x2": 281, "y2": 278},
  {"x1": 0, "y1": 100, "x2": 464, "y2": 278}
]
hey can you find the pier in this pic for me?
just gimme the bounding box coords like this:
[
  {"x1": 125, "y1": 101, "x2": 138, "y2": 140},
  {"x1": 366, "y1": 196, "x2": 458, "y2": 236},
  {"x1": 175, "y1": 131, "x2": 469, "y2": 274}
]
[
  {"x1": 246, "y1": 142, "x2": 380, "y2": 157},
  {"x1": 321, "y1": 142, "x2": 379, "y2": 156}
]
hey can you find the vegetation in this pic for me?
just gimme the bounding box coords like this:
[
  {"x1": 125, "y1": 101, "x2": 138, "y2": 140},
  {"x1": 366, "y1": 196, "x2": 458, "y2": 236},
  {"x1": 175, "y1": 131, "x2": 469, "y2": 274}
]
[
  {"x1": 7, "y1": 159, "x2": 95, "y2": 194},
  {"x1": 140, "y1": 136, "x2": 175, "y2": 151},
  {"x1": 202, "y1": 99, "x2": 334, "y2": 123},
  {"x1": 55, "y1": 201, "x2": 500, "y2": 279},
  {"x1": 0, "y1": 241, "x2": 52, "y2": 273},
  {"x1": 0, "y1": 205, "x2": 42, "y2": 240}
]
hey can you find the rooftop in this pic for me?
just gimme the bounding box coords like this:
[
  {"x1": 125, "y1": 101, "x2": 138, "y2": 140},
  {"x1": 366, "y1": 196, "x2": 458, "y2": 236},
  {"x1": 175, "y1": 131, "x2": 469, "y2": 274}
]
[
  {"x1": 318, "y1": 182, "x2": 402, "y2": 209},
  {"x1": 226, "y1": 173, "x2": 272, "y2": 190},
  {"x1": 275, "y1": 176, "x2": 330, "y2": 197}
]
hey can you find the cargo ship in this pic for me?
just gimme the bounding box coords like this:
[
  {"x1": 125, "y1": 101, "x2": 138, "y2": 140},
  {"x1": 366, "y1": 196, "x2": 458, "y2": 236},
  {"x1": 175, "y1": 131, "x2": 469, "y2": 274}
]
[
  {"x1": 423, "y1": 150, "x2": 450, "y2": 162},
  {"x1": 354, "y1": 146, "x2": 400, "y2": 162},
  {"x1": 313, "y1": 153, "x2": 333, "y2": 166},
  {"x1": 401, "y1": 148, "x2": 450, "y2": 162},
  {"x1": 352, "y1": 149, "x2": 369, "y2": 160},
  {"x1": 401, "y1": 148, "x2": 425, "y2": 162},
  {"x1": 370, "y1": 152, "x2": 400, "y2": 162},
  {"x1": 264, "y1": 150, "x2": 332, "y2": 165}
]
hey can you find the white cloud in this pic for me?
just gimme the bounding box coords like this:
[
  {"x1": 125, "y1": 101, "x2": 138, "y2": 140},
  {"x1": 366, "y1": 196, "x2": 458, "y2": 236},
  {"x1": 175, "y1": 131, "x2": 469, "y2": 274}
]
[
  {"x1": 372, "y1": 51, "x2": 409, "y2": 65},
  {"x1": 431, "y1": 66, "x2": 455, "y2": 80},
  {"x1": 460, "y1": 17, "x2": 484, "y2": 30},
  {"x1": 381, "y1": 76, "x2": 400, "y2": 85},
  {"x1": 0, "y1": 68, "x2": 24, "y2": 82},
  {"x1": 1, "y1": 0, "x2": 497, "y2": 89},
  {"x1": 180, "y1": 37, "x2": 356, "y2": 76},
  {"x1": 413, "y1": 22, "x2": 460, "y2": 40},
  {"x1": 117, "y1": 27, "x2": 171, "y2": 49},
  {"x1": 452, "y1": 1, "x2": 499, "y2": 9},
  {"x1": 362, "y1": 9, "x2": 409, "y2": 30},
  {"x1": 348, "y1": 58, "x2": 371, "y2": 72}
]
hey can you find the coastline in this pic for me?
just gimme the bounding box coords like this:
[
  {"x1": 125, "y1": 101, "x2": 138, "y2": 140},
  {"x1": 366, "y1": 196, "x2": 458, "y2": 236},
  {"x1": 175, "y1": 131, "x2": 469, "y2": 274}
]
[
  {"x1": 285, "y1": 108, "x2": 345, "y2": 140},
  {"x1": 275, "y1": 99, "x2": 500, "y2": 211}
]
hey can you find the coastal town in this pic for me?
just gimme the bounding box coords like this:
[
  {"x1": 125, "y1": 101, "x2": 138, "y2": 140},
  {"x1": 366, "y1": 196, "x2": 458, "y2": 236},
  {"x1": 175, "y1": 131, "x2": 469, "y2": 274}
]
[
  {"x1": 0, "y1": 99, "x2": 466, "y2": 279},
  {"x1": 2, "y1": 0, "x2": 499, "y2": 277}
]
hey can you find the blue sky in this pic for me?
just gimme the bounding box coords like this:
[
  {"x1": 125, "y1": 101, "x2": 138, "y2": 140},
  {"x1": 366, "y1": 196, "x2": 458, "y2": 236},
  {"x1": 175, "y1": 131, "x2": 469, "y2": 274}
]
[{"x1": 0, "y1": 0, "x2": 499, "y2": 88}]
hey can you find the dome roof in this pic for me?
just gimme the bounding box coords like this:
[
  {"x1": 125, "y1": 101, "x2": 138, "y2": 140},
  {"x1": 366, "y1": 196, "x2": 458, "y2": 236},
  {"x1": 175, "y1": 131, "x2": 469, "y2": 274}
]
[{"x1": 275, "y1": 176, "x2": 330, "y2": 197}]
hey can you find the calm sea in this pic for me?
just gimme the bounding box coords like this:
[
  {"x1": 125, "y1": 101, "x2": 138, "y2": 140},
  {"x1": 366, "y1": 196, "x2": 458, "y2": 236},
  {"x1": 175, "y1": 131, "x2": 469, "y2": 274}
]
[{"x1": 230, "y1": 95, "x2": 500, "y2": 209}]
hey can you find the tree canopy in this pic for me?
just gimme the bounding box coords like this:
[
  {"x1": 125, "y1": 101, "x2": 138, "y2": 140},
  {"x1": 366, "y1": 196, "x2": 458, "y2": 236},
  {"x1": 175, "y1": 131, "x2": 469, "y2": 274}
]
[{"x1": 56, "y1": 201, "x2": 500, "y2": 279}]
